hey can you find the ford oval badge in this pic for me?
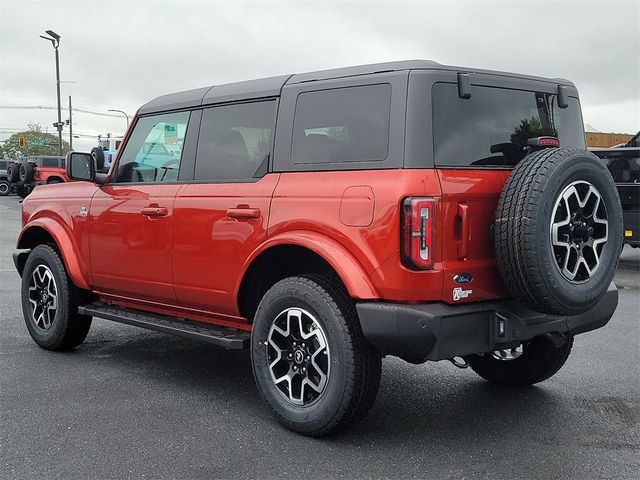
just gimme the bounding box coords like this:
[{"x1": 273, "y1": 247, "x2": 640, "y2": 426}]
[{"x1": 453, "y1": 273, "x2": 473, "y2": 284}]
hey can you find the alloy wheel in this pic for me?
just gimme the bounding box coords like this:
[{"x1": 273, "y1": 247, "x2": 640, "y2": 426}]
[
  {"x1": 27, "y1": 264, "x2": 58, "y2": 330},
  {"x1": 550, "y1": 181, "x2": 608, "y2": 282},
  {"x1": 266, "y1": 307, "x2": 330, "y2": 406}
]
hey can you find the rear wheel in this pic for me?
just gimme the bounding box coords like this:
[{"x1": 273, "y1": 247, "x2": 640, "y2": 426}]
[
  {"x1": 468, "y1": 335, "x2": 573, "y2": 386},
  {"x1": 0, "y1": 179, "x2": 10, "y2": 196},
  {"x1": 21, "y1": 244, "x2": 92, "y2": 350},
  {"x1": 251, "y1": 275, "x2": 381, "y2": 436}
]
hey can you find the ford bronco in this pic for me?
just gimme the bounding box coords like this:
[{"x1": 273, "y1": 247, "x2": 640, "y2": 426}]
[
  {"x1": 13, "y1": 60, "x2": 623, "y2": 436},
  {"x1": 6, "y1": 156, "x2": 69, "y2": 198}
]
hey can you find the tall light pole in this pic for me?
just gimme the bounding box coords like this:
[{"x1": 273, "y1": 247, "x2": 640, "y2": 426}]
[
  {"x1": 108, "y1": 109, "x2": 130, "y2": 129},
  {"x1": 39, "y1": 30, "x2": 63, "y2": 156}
]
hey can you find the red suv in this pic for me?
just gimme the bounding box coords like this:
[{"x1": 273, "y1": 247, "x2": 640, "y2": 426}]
[{"x1": 14, "y1": 61, "x2": 622, "y2": 436}]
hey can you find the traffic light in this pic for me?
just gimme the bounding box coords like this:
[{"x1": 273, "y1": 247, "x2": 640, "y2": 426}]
[{"x1": 18, "y1": 136, "x2": 25, "y2": 148}]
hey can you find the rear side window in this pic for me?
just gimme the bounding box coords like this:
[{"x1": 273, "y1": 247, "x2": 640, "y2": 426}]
[
  {"x1": 432, "y1": 83, "x2": 585, "y2": 167},
  {"x1": 116, "y1": 111, "x2": 190, "y2": 183},
  {"x1": 42, "y1": 158, "x2": 59, "y2": 167},
  {"x1": 195, "y1": 101, "x2": 275, "y2": 181},
  {"x1": 291, "y1": 84, "x2": 391, "y2": 164}
]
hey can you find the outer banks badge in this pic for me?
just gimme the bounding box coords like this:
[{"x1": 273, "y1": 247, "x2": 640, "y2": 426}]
[{"x1": 453, "y1": 287, "x2": 472, "y2": 301}]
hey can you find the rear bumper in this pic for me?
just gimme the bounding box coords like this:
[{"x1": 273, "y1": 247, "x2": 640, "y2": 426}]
[{"x1": 356, "y1": 282, "x2": 618, "y2": 363}]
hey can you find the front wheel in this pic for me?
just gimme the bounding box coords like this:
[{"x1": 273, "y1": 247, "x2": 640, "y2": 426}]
[
  {"x1": 251, "y1": 275, "x2": 381, "y2": 436},
  {"x1": 21, "y1": 244, "x2": 92, "y2": 350},
  {"x1": 468, "y1": 335, "x2": 573, "y2": 386},
  {"x1": 0, "y1": 179, "x2": 10, "y2": 196}
]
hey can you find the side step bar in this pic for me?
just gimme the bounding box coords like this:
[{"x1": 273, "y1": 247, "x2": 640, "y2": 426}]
[{"x1": 78, "y1": 303, "x2": 250, "y2": 349}]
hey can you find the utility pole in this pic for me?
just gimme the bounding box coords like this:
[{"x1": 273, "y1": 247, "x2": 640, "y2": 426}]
[
  {"x1": 68, "y1": 96, "x2": 73, "y2": 150},
  {"x1": 40, "y1": 30, "x2": 63, "y2": 156}
]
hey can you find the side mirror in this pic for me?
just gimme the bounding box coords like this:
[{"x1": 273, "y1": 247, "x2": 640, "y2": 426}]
[{"x1": 66, "y1": 151, "x2": 95, "y2": 182}]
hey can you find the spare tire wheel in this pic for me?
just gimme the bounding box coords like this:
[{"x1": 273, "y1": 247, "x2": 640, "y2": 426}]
[
  {"x1": 495, "y1": 147, "x2": 623, "y2": 316},
  {"x1": 6, "y1": 163, "x2": 19, "y2": 183},
  {"x1": 91, "y1": 147, "x2": 105, "y2": 171},
  {"x1": 19, "y1": 162, "x2": 34, "y2": 183}
]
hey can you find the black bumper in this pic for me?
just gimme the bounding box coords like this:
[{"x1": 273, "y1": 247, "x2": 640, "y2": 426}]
[{"x1": 356, "y1": 283, "x2": 618, "y2": 363}]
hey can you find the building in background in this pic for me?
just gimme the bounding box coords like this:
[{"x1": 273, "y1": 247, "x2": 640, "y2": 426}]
[{"x1": 584, "y1": 123, "x2": 634, "y2": 148}]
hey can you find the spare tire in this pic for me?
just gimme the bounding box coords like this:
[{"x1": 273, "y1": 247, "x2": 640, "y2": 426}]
[
  {"x1": 91, "y1": 147, "x2": 105, "y2": 171},
  {"x1": 6, "y1": 162, "x2": 19, "y2": 183},
  {"x1": 495, "y1": 147, "x2": 623, "y2": 316},
  {"x1": 19, "y1": 162, "x2": 34, "y2": 183}
]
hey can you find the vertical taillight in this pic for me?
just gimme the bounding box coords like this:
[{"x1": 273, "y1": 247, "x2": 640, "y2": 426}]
[{"x1": 401, "y1": 197, "x2": 435, "y2": 270}]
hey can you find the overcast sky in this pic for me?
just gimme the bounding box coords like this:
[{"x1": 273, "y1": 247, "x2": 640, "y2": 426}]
[{"x1": 1, "y1": 0, "x2": 638, "y2": 151}]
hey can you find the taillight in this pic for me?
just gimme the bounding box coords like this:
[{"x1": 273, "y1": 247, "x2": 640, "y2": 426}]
[{"x1": 401, "y1": 197, "x2": 435, "y2": 270}]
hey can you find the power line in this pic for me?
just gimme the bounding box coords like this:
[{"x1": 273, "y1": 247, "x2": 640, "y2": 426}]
[{"x1": 0, "y1": 104, "x2": 126, "y2": 118}]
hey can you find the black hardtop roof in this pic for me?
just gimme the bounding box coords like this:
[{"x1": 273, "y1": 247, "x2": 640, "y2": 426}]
[{"x1": 138, "y1": 59, "x2": 575, "y2": 115}]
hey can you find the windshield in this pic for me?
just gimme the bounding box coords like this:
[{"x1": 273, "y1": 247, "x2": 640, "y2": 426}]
[{"x1": 432, "y1": 83, "x2": 585, "y2": 167}]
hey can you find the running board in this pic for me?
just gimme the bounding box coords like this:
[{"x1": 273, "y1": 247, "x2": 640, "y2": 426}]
[{"x1": 78, "y1": 303, "x2": 250, "y2": 349}]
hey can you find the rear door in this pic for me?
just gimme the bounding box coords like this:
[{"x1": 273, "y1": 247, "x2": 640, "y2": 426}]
[
  {"x1": 172, "y1": 100, "x2": 279, "y2": 317},
  {"x1": 90, "y1": 111, "x2": 191, "y2": 302},
  {"x1": 428, "y1": 74, "x2": 586, "y2": 303}
]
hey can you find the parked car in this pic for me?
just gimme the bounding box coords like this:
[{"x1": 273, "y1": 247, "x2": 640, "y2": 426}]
[
  {"x1": 6, "y1": 156, "x2": 69, "y2": 198},
  {"x1": 592, "y1": 131, "x2": 640, "y2": 248},
  {"x1": 13, "y1": 60, "x2": 623, "y2": 436},
  {"x1": 0, "y1": 159, "x2": 12, "y2": 196}
]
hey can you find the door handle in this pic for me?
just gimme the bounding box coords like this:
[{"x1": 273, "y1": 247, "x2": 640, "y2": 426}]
[
  {"x1": 227, "y1": 207, "x2": 261, "y2": 220},
  {"x1": 456, "y1": 203, "x2": 470, "y2": 259},
  {"x1": 141, "y1": 206, "x2": 169, "y2": 217}
]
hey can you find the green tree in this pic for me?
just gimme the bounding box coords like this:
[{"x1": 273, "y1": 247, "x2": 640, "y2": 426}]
[{"x1": 0, "y1": 122, "x2": 69, "y2": 159}]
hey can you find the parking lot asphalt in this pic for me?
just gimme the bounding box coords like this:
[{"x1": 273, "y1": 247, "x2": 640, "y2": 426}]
[{"x1": 0, "y1": 194, "x2": 638, "y2": 480}]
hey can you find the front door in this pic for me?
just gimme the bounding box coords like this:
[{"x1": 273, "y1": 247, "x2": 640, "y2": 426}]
[{"x1": 90, "y1": 111, "x2": 191, "y2": 303}]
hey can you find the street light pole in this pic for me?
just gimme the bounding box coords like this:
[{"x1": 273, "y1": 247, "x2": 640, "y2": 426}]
[
  {"x1": 108, "y1": 109, "x2": 130, "y2": 129},
  {"x1": 54, "y1": 42, "x2": 62, "y2": 155},
  {"x1": 40, "y1": 30, "x2": 63, "y2": 156}
]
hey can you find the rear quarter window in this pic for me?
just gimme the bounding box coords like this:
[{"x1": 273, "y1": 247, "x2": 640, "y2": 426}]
[
  {"x1": 432, "y1": 83, "x2": 585, "y2": 168},
  {"x1": 291, "y1": 84, "x2": 391, "y2": 164}
]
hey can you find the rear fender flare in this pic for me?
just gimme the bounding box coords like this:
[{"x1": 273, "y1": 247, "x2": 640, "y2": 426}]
[{"x1": 238, "y1": 231, "x2": 380, "y2": 300}]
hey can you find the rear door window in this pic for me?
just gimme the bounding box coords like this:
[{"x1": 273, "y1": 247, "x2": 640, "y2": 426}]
[
  {"x1": 195, "y1": 101, "x2": 276, "y2": 181},
  {"x1": 291, "y1": 84, "x2": 391, "y2": 164},
  {"x1": 432, "y1": 83, "x2": 585, "y2": 167}
]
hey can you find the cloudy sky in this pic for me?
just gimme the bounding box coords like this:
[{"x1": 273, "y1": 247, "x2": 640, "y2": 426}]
[{"x1": 1, "y1": 0, "x2": 638, "y2": 151}]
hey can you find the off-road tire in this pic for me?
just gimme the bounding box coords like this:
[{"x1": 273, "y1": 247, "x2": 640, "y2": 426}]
[
  {"x1": 15, "y1": 184, "x2": 30, "y2": 199},
  {"x1": 0, "y1": 179, "x2": 10, "y2": 196},
  {"x1": 6, "y1": 162, "x2": 19, "y2": 183},
  {"x1": 495, "y1": 147, "x2": 623, "y2": 315},
  {"x1": 468, "y1": 335, "x2": 574, "y2": 386},
  {"x1": 251, "y1": 275, "x2": 381, "y2": 436},
  {"x1": 91, "y1": 147, "x2": 105, "y2": 171},
  {"x1": 21, "y1": 244, "x2": 92, "y2": 350},
  {"x1": 19, "y1": 162, "x2": 34, "y2": 183}
]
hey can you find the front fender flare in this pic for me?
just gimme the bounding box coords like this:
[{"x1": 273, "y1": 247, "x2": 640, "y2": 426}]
[
  {"x1": 17, "y1": 218, "x2": 90, "y2": 290},
  {"x1": 239, "y1": 231, "x2": 380, "y2": 300}
]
